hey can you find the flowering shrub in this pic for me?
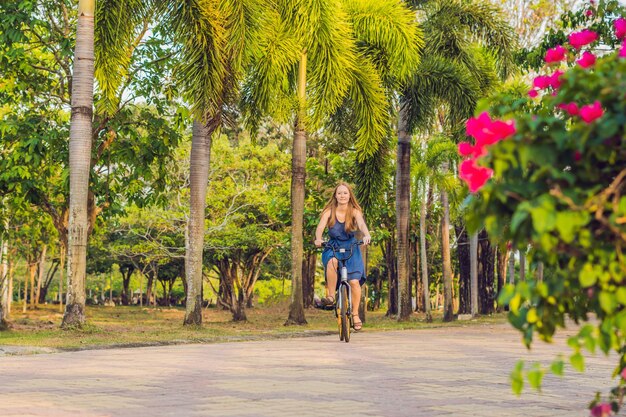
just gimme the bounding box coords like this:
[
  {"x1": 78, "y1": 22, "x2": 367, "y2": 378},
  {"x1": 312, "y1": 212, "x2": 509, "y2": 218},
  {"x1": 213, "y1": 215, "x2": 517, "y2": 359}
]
[{"x1": 460, "y1": 13, "x2": 626, "y2": 416}]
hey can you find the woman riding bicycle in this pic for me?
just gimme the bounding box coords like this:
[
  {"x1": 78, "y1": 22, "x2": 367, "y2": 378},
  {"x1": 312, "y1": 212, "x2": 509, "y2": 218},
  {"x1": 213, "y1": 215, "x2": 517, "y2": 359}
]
[{"x1": 314, "y1": 182, "x2": 371, "y2": 331}]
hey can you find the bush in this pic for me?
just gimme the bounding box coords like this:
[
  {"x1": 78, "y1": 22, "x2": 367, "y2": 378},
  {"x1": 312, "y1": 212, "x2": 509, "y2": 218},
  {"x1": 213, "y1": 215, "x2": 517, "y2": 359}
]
[{"x1": 462, "y1": 20, "x2": 626, "y2": 415}]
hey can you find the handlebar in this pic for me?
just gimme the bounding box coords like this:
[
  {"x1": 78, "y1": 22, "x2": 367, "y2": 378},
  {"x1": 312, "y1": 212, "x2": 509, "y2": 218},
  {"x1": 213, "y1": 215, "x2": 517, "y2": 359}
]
[
  {"x1": 319, "y1": 241, "x2": 363, "y2": 261},
  {"x1": 320, "y1": 240, "x2": 363, "y2": 249}
]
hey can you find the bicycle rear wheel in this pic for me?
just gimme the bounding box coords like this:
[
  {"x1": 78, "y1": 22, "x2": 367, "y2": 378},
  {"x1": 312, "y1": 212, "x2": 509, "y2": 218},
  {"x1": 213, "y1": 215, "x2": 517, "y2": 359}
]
[
  {"x1": 336, "y1": 290, "x2": 343, "y2": 341},
  {"x1": 340, "y1": 285, "x2": 350, "y2": 343}
]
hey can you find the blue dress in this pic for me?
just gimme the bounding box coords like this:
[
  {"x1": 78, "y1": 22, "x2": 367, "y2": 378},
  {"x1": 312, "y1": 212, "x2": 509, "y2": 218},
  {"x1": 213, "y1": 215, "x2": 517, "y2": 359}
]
[{"x1": 322, "y1": 218, "x2": 365, "y2": 286}]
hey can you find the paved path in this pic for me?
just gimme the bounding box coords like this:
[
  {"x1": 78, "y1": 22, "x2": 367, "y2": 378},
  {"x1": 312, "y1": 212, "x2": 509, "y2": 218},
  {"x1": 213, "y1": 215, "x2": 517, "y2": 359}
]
[{"x1": 0, "y1": 323, "x2": 616, "y2": 416}]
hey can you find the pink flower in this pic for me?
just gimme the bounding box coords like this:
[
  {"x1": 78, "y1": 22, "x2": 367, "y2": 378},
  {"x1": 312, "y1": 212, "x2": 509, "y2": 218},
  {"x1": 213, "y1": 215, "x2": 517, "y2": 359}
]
[
  {"x1": 577, "y1": 51, "x2": 596, "y2": 68},
  {"x1": 590, "y1": 402, "x2": 612, "y2": 417},
  {"x1": 459, "y1": 159, "x2": 494, "y2": 193},
  {"x1": 458, "y1": 141, "x2": 487, "y2": 159},
  {"x1": 615, "y1": 17, "x2": 626, "y2": 40},
  {"x1": 533, "y1": 75, "x2": 552, "y2": 89},
  {"x1": 569, "y1": 29, "x2": 598, "y2": 49},
  {"x1": 458, "y1": 142, "x2": 474, "y2": 156},
  {"x1": 466, "y1": 112, "x2": 516, "y2": 146},
  {"x1": 549, "y1": 70, "x2": 564, "y2": 90},
  {"x1": 545, "y1": 45, "x2": 567, "y2": 63},
  {"x1": 558, "y1": 102, "x2": 580, "y2": 116},
  {"x1": 528, "y1": 89, "x2": 539, "y2": 98},
  {"x1": 620, "y1": 39, "x2": 626, "y2": 58},
  {"x1": 580, "y1": 101, "x2": 604, "y2": 123},
  {"x1": 620, "y1": 367, "x2": 626, "y2": 380},
  {"x1": 586, "y1": 9, "x2": 594, "y2": 17}
]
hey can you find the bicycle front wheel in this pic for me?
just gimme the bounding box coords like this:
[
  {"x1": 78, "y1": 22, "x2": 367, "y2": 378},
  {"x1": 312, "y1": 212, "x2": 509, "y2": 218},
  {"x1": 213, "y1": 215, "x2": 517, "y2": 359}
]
[{"x1": 340, "y1": 285, "x2": 350, "y2": 343}]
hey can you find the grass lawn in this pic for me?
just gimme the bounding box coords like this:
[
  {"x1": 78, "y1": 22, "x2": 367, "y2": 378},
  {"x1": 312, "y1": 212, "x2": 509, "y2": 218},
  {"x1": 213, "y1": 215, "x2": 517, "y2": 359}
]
[{"x1": 0, "y1": 301, "x2": 508, "y2": 352}]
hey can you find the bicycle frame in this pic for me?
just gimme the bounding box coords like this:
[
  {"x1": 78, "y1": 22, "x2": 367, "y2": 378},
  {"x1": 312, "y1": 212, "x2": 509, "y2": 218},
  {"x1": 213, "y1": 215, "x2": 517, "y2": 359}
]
[{"x1": 322, "y1": 241, "x2": 363, "y2": 341}]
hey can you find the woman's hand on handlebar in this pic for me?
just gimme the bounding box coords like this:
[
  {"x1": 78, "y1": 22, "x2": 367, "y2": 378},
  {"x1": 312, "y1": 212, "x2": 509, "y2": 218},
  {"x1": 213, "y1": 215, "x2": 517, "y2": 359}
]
[
  {"x1": 314, "y1": 239, "x2": 324, "y2": 247},
  {"x1": 363, "y1": 235, "x2": 371, "y2": 245}
]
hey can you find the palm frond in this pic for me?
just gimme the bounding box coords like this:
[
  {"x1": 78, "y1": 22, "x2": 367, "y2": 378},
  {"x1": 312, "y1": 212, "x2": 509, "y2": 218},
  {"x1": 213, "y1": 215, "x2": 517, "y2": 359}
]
[
  {"x1": 421, "y1": 0, "x2": 517, "y2": 78},
  {"x1": 354, "y1": 136, "x2": 392, "y2": 216},
  {"x1": 239, "y1": 7, "x2": 301, "y2": 133},
  {"x1": 95, "y1": 0, "x2": 149, "y2": 115},
  {"x1": 403, "y1": 55, "x2": 480, "y2": 133},
  {"x1": 345, "y1": 0, "x2": 423, "y2": 84},
  {"x1": 302, "y1": 0, "x2": 358, "y2": 128},
  {"x1": 163, "y1": 0, "x2": 228, "y2": 121},
  {"x1": 349, "y1": 56, "x2": 390, "y2": 161}
]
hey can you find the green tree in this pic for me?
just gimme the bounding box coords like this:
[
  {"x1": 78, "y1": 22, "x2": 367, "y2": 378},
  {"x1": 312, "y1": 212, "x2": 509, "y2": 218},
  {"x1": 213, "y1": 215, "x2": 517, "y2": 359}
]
[
  {"x1": 202, "y1": 135, "x2": 290, "y2": 321},
  {"x1": 242, "y1": 0, "x2": 421, "y2": 325},
  {"x1": 465, "y1": 5, "x2": 626, "y2": 412},
  {"x1": 0, "y1": 1, "x2": 183, "y2": 326},
  {"x1": 62, "y1": 0, "x2": 96, "y2": 327},
  {"x1": 399, "y1": 0, "x2": 516, "y2": 321}
]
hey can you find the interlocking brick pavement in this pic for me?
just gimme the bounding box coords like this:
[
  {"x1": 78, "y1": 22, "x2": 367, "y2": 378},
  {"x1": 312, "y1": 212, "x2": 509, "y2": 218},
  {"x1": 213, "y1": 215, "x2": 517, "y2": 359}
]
[{"x1": 0, "y1": 323, "x2": 616, "y2": 416}]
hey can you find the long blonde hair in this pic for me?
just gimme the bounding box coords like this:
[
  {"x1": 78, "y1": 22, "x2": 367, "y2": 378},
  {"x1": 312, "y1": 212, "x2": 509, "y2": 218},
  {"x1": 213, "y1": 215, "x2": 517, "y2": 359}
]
[{"x1": 323, "y1": 182, "x2": 363, "y2": 232}]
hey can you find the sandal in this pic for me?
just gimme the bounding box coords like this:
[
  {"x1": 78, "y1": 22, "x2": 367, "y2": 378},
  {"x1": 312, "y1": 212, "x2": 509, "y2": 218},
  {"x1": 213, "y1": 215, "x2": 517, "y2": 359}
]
[
  {"x1": 321, "y1": 296, "x2": 335, "y2": 307},
  {"x1": 352, "y1": 314, "x2": 363, "y2": 331}
]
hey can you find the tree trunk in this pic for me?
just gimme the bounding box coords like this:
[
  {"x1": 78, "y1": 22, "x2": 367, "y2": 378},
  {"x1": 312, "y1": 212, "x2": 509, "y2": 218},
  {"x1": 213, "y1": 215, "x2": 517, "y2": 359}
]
[
  {"x1": 496, "y1": 247, "x2": 509, "y2": 312},
  {"x1": 385, "y1": 237, "x2": 398, "y2": 316},
  {"x1": 519, "y1": 249, "x2": 526, "y2": 282},
  {"x1": 537, "y1": 261, "x2": 544, "y2": 282},
  {"x1": 302, "y1": 251, "x2": 316, "y2": 308},
  {"x1": 58, "y1": 243, "x2": 65, "y2": 311},
  {"x1": 184, "y1": 120, "x2": 212, "y2": 326},
  {"x1": 120, "y1": 265, "x2": 134, "y2": 306},
  {"x1": 23, "y1": 266, "x2": 29, "y2": 313},
  {"x1": 29, "y1": 262, "x2": 37, "y2": 309},
  {"x1": 470, "y1": 232, "x2": 479, "y2": 316},
  {"x1": 62, "y1": 0, "x2": 95, "y2": 328},
  {"x1": 508, "y1": 249, "x2": 515, "y2": 284},
  {"x1": 415, "y1": 239, "x2": 422, "y2": 313},
  {"x1": 233, "y1": 284, "x2": 247, "y2": 321},
  {"x1": 146, "y1": 268, "x2": 155, "y2": 307},
  {"x1": 286, "y1": 52, "x2": 308, "y2": 325},
  {"x1": 478, "y1": 230, "x2": 495, "y2": 314},
  {"x1": 35, "y1": 244, "x2": 47, "y2": 306},
  {"x1": 441, "y1": 177, "x2": 454, "y2": 322},
  {"x1": 455, "y1": 224, "x2": 470, "y2": 314},
  {"x1": 0, "y1": 230, "x2": 8, "y2": 330},
  {"x1": 419, "y1": 184, "x2": 431, "y2": 321},
  {"x1": 39, "y1": 260, "x2": 59, "y2": 304},
  {"x1": 396, "y1": 107, "x2": 411, "y2": 321},
  {"x1": 7, "y1": 259, "x2": 14, "y2": 315}
]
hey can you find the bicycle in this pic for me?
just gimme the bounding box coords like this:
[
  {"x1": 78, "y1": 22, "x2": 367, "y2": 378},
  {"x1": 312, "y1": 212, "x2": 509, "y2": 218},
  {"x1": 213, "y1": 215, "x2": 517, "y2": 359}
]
[{"x1": 319, "y1": 240, "x2": 363, "y2": 343}]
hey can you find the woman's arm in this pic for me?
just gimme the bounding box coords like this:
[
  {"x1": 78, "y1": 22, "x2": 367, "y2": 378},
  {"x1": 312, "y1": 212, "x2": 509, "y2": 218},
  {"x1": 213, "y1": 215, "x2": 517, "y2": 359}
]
[
  {"x1": 314, "y1": 209, "x2": 331, "y2": 247},
  {"x1": 355, "y1": 210, "x2": 371, "y2": 245}
]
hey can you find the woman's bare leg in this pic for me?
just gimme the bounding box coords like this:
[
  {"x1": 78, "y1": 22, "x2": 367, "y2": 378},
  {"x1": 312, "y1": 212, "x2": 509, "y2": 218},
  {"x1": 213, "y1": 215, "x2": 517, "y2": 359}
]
[
  {"x1": 325, "y1": 258, "x2": 338, "y2": 299},
  {"x1": 349, "y1": 280, "x2": 361, "y2": 326}
]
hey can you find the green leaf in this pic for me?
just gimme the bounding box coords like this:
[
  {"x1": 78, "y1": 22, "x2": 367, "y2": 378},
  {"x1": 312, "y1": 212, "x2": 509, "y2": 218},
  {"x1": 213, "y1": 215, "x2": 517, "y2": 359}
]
[
  {"x1": 570, "y1": 352, "x2": 585, "y2": 372},
  {"x1": 527, "y1": 365, "x2": 545, "y2": 391},
  {"x1": 509, "y1": 293, "x2": 522, "y2": 314},
  {"x1": 498, "y1": 284, "x2": 516, "y2": 305},
  {"x1": 579, "y1": 263, "x2": 597, "y2": 288},
  {"x1": 510, "y1": 361, "x2": 524, "y2": 395},
  {"x1": 550, "y1": 359, "x2": 564, "y2": 376},
  {"x1": 599, "y1": 291, "x2": 617, "y2": 314},
  {"x1": 555, "y1": 211, "x2": 588, "y2": 243},
  {"x1": 510, "y1": 209, "x2": 529, "y2": 233},
  {"x1": 529, "y1": 205, "x2": 556, "y2": 233}
]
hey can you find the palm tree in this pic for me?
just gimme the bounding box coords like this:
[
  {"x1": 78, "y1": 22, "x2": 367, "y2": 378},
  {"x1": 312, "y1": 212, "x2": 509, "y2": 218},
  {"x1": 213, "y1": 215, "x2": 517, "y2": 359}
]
[
  {"x1": 398, "y1": 0, "x2": 516, "y2": 321},
  {"x1": 0, "y1": 216, "x2": 8, "y2": 330},
  {"x1": 62, "y1": 0, "x2": 96, "y2": 327},
  {"x1": 411, "y1": 135, "x2": 459, "y2": 321},
  {"x1": 242, "y1": 0, "x2": 421, "y2": 325},
  {"x1": 162, "y1": 0, "x2": 229, "y2": 326}
]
